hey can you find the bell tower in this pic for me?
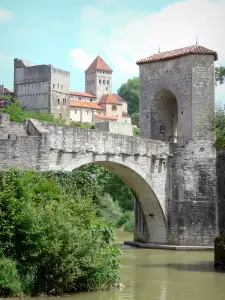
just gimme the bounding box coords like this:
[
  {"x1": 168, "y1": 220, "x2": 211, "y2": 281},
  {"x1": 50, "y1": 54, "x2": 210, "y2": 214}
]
[{"x1": 85, "y1": 56, "x2": 113, "y2": 101}]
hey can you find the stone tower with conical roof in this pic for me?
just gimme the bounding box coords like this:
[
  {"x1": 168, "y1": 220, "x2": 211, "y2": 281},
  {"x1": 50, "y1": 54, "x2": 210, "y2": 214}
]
[{"x1": 85, "y1": 56, "x2": 113, "y2": 101}]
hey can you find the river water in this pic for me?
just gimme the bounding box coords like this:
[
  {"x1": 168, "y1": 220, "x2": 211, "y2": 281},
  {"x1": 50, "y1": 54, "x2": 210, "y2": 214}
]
[{"x1": 36, "y1": 230, "x2": 225, "y2": 300}]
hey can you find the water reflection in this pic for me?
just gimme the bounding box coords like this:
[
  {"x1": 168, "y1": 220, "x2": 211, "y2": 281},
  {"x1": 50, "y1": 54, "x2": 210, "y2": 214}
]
[{"x1": 32, "y1": 230, "x2": 225, "y2": 300}]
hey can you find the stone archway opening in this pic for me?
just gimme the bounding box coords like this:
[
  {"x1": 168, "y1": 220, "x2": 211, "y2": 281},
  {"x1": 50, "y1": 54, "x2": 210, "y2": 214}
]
[
  {"x1": 72, "y1": 160, "x2": 167, "y2": 244},
  {"x1": 152, "y1": 89, "x2": 178, "y2": 143}
]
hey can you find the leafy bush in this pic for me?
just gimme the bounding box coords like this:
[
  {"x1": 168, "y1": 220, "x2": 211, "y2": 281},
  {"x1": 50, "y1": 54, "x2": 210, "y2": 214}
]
[
  {"x1": 71, "y1": 121, "x2": 82, "y2": 127},
  {"x1": 0, "y1": 169, "x2": 120, "y2": 296},
  {"x1": 0, "y1": 256, "x2": 22, "y2": 297},
  {"x1": 1, "y1": 101, "x2": 65, "y2": 124},
  {"x1": 117, "y1": 211, "x2": 134, "y2": 232},
  {"x1": 71, "y1": 122, "x2": 96, "y2": 129},
  {"x1": 133, "y1": 127, "x2": 140, "y2": 136},
  {"x1": 96, "y1": 194, "x2": 123, "y2": 225}
]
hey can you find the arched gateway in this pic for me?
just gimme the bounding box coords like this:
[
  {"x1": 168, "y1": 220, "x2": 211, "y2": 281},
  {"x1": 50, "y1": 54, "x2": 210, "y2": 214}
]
[{"x1": 0, "y1": 44, "x2": 219, "y2": 246}]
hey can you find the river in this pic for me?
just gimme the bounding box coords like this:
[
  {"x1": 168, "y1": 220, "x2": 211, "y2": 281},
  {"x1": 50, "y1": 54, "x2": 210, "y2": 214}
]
[{"x1": 34, "y1": 230, "x2": 225, "y2": 300}]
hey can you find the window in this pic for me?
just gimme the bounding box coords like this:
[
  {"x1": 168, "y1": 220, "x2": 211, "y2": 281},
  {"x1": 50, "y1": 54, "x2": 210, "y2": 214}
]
[
  {"x1": 75, "y1": 109, "x2": 77, "y2": 114},
  {"x1": 112, "y1": 104, "x2": 117, "y2": 111},
  {"x1": 99, "y1": 79, "x2": 101, "y2": 84},
  {"x1": 103, "y1": 80, "x2": 105, "y2": 84},
  {"x1": 92, "y1": 79, "x2": 94, "y2": 84},
  {"x1": 53, "y1": 84, "x2": 55, "y2": 89},
  {"x1": 107, "y1": 80, "x2": 110, "y2": 85},
  {"x1": 79, "y1": 97, "x2": 82, "y2": 100},
  {"x1": 58, "y1": 99, "x2": 60, "y2": 105},
  {"x1": 58, "y1": 84, "x2": 59, "y2": 89},
  {"x1": 63, "y1": 98, "x2": 66, "y2": 106},
  {"x1": 106, "y1": 87, "x2": 108, "y2": 91},
  {"x1": 61, "y1": 85, "x2": 63, "y2": 90},
  {"x1": 160, "y1": 125, "x2": 165, "y2": 134},
  {"x1": 87, "y1": 110, "x2": 89, "y2": 115}
]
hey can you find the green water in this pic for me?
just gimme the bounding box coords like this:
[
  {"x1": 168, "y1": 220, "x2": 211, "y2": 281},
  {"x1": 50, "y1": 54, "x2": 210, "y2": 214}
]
[{"x1": 34, "y1": 230, "x2": 225, "y2": 300}]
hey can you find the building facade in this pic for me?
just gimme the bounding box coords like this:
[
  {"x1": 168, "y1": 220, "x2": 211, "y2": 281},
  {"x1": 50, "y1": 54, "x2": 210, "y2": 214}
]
[
  {"x1": 70, "y1": 56, "x2": 131, "y2": 124},
  {"x1": 14, "y1": 59, "x2": 70, "y2": 121}
]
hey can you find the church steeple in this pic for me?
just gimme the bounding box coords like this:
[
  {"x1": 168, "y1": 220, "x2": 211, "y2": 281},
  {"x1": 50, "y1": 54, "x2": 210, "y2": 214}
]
[
  {"x1": 85, "y1": 56, "x2": 113, "y2": 73},
  {"x1": 85, "y1": 56, "x2": 113, "y2": 101}
]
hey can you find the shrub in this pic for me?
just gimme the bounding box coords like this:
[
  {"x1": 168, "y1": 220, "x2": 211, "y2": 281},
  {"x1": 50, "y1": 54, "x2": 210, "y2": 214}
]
[
  {"x1": 133, "y1": 127, "x2": 140, "y2": 136},
  {"x1": 117, "y1": 211, "x2": 134, "y2": 232},
  {"x1": 96, "y1": 194, "x2": 123, "y2": 225},
  {"x1": 71, "y1": 122, "x2": 82, "y2": 127},
  {"x1": 0, "y1": 101, "x2": 65, "y2": 124},
  {"x1": 0, "y1": 169, "x2": 120, "y2": 295},
  {"x1": 0, "y1": 256, "x2": 22, "y2": 297}
]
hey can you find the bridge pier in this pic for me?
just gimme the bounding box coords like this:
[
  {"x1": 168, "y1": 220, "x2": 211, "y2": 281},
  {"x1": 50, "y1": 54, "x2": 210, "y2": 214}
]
[{"x1": 134, "y1": 200, "x2": 149, "y2": 243}]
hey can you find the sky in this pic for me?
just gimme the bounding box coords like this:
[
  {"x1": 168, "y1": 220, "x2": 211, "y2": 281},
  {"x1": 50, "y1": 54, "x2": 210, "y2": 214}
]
[{"x1": 0, "y1": 0, "x2": 224, "y2": 103}]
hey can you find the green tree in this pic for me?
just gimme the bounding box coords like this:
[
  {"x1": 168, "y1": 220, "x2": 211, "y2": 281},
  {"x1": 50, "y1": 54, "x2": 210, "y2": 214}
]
[
  {"x1": 131, "y1": 112, "x2": 139, "y2": 127},
  {"x1": 0, "y1": 169, "x2": 120, "y2": 296},
  {"x1": 215, "y1": 66, "x2": 225, "y2": 85},
  {"x1": 214, "y1": 104, "x2": 225, "y2": 149},
  {"x1": 117, "y1": 77, "x2": 140, "y2": 115}
]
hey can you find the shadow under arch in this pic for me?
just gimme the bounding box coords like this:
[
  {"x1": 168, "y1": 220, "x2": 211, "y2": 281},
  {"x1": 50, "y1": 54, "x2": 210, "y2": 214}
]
[
  {"x1": 151, "y1": 88, "x2": 178, "y2": 143},
  {"x1": 70, "y1": 158, "x2": 167, "y2": 244}
]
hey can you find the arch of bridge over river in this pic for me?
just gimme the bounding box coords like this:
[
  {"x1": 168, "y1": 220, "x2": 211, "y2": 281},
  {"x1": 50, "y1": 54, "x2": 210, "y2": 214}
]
[{"x1": 0, "y1": 116, "x2": 170, "y2": 244}]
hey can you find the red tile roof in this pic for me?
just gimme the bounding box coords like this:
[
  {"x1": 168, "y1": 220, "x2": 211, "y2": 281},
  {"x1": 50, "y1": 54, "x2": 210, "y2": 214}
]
[
  {"x1": 70, "y1": 91, "x2": 96, "y2": 98},
  {"x1": 136, "y1": 45, "x2": 218, "y2": 65},
  {"x1": 95, "y1": 114, "x2": 117, "y2": 120},
  {"x1": 85, "y1": 56, "x2": 113, "y2": 72},
  {"x1": 70, "y1": 100, "x2": 103, "y2": 110},
  {"x1": 114, "y1": 94, "x2": 127, "y2": 103},
  {"x1": 98, "y1": 93, "x2": 122, "y2": 105}
]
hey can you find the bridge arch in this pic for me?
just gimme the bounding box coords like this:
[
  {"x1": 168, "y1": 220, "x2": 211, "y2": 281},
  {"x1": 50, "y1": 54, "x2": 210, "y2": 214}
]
[{"x1": 56, "y1": 156, "x2": 167, "y2": 244}]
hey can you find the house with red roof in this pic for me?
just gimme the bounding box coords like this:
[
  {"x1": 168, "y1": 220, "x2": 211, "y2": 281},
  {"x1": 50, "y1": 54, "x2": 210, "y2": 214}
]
[{"x1": 69, "y1": 56, "x2": 131, "y2": 124}]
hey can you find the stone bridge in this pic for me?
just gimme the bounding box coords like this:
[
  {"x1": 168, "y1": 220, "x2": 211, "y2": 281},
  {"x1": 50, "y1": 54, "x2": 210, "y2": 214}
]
[
  {"x1": 0, "y1": 115, "x2": 171, "y2": 244},
  {"x1": 1, "y1": 45, "x2": 222, "y2": 247}
]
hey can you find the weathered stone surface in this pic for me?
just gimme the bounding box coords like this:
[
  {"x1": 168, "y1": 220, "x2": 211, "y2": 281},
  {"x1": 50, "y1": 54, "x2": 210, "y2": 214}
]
[
  {"x1": 138, "y1": 52, "x2": 217, "y2": 246},
  {"x1": 0, "y1": 117, "x2": 170, "y2": 244}
]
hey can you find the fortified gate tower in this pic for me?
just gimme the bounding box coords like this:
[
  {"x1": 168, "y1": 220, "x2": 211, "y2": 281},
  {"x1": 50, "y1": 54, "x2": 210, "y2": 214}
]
[{"x1": 137, "y1": 45, "x2": 218, "y2": 245}]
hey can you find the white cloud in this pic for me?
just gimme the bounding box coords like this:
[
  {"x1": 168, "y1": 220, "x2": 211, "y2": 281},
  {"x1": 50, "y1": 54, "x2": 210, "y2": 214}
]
[
  {"x1": 0, "y1": 8, "x2": 12, "y2": 20},
  {"x1": 69, "y1": 0, "x2": 225, "y2": 98},
  {"x1": 68, "y1": 48, "x2": 95, "y2": 71}
]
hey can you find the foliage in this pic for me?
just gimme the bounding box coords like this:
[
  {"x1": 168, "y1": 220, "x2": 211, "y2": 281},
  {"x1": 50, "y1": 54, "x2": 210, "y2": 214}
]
[
  {"x1": 0, "y1": 256, "x2": 22, "y2": 297},
  {"x1": 133, "y1": 127, "x2": 140, "y2": 137},
  {"x1": 215, "y1": 66, "x2": 225, "y2": 85},
  {"x1": 214, "y1": 105, "x2": 225, "y2": 149},
  {"x1": 96, "y1": 194, "x2": 123, "y2": 225},
  {"x1": 117, "y1": 211, "x2": 134, "y2": 232},
  {"x1": 0, "y1": 169, "x2": 120, "y2": 296},
  {"x1": 0, "y1": 101, "x2": 65, "y2": 124},
  {"x1": 71, "y1": 122, "x2": 96, "y2": 129},
  {"x1": 117, "y1": 77, "x2": 140, "y2": 115},
  {"x1": 131, "y1": 112, "x2": 139, "y2": 127}
]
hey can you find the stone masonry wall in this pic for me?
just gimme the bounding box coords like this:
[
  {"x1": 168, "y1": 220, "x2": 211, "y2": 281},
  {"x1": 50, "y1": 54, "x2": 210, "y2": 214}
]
[
  {"x1": 217, "y1": 150, "x2": 225, "y2": 236},
  {"x1": 139, "y1": 53, "x2": 217, "y2": 246}
]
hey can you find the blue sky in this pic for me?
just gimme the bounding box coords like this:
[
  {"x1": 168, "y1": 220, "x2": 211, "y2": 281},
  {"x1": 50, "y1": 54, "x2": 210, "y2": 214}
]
[{"x1": 0, "y1": 0, "x2": 224, "y2": 103}]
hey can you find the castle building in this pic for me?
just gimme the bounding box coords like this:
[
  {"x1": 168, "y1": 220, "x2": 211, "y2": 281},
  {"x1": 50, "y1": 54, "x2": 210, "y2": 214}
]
[
  {"x1": 14, "y1": 59, "x2": 70, "y2": 121},
  {"x1": 69, "y1": 56, "x2": 131, "y2": 124}
]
